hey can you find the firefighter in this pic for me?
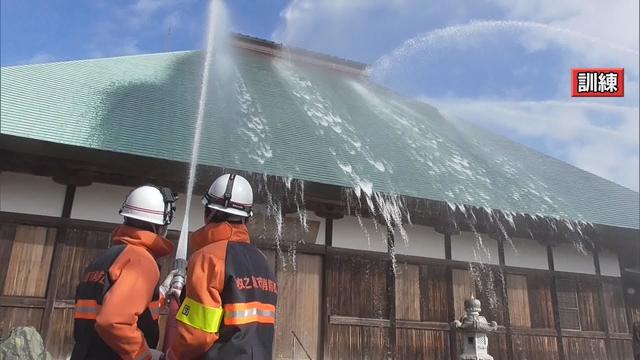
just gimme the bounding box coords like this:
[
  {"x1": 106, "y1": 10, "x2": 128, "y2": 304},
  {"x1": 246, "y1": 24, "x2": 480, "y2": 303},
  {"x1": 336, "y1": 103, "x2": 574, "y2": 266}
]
[
  {"x1": 71, "y1": 185, "x2": 178, "y2": 360},
  {"x1": 167, "y1": 174, "x2": 277, "y2": 360}
]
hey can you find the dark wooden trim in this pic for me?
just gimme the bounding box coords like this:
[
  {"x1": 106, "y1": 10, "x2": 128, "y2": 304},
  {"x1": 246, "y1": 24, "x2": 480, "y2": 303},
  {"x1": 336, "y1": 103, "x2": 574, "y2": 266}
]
[
  {"x1": 0, "y1": 211, "x2": 117, "y2": 232},
  {"x1": 547, "y1": 246, "x2": 556, "y2": 271},
  {"x1": 501, "y1": 266, "x2": 515, "y2": 360},
  {"x1": 551, "y1": 269, "x2": 602, "y2": 281},
  {"x1": 444, "y1": 233, "x2": 452, "y2": 260},
  {"x1": 329, "y1": 315, "x2": 390, "y2": 328},
  {"x1": 503, "y1": 266, "x2": 548, "y2": 276},
  {"x1": 318, "y1": 255, "x2": 326, "y2": 360},
  {"x1": 394, "y1": 253, "x2": 451, "y2": 267},
  {"x1": 320, "y1": 217, "x2": 332, "y2": 360},
  {"x1": 326, "y1": 245, "x2": 388, "y2": 259},
  {"x1": 325, "y1": 218, "x2": 333, "y2": 247},
  {"x1": 61, "y1": 185, "x2": 76, "y2": 218},
  {"x1": 560, "y1": 329, "x2": 607, "y2": 339},
  {"x1": 595, "y1": 265, "x2": 613, "y2": 354},
  {"x1": 510, "y1": 327, "x2": 558, "y2": 336},
  {"x1": 0, "y1": 296, "x2": 47, "y2": 308},
  {"x1": 395, "y1": 320, "x2": 450, "y2": 331},
  {"x1": 593, "y1": 247, "x2": 601, "y2": 276},
  {"x1": 447, "y1": 265, "x2": 457, "y2": 360},
  {"x1": 322, "y1": 257, "x2": 330, "y2": 359},
  {"x1": 608, "y1": 332, "x2": 634, "y2": 340},
  {"x1": 548, "y1": 246, "x2": 567, "y2": 360},
  {"x1": 41, "y1": 184, "x2": 76, "y2": 343},
  {"x1": 386, "y1": 227, "x2": 397, "y2": 359},
  {"x1": 256, "y1": 241, "x2": 326, "y2": 255},
  {"x1": 498, "y1": 238, "x2": 506, "y2": 266}
]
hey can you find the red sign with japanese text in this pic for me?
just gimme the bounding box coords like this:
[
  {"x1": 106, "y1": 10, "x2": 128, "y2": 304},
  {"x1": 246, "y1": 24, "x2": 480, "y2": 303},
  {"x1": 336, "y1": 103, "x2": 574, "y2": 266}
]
[{"x1": 572, "y1": 68, "x2": 624, "y2": 97}]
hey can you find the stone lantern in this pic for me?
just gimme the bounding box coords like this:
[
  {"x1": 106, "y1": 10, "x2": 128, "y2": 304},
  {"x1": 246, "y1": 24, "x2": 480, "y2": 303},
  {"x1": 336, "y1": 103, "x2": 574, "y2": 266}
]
[{"x1": 452, "y1": 297, "x2": 498, "y2": 360}]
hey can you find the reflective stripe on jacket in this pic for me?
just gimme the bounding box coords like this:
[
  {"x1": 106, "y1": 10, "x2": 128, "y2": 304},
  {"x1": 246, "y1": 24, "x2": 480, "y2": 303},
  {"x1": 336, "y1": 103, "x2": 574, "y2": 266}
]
[
  {"x1": 71, "y1": 225, "x2": 174, "y2": 360},
  {"x1": 167, "y1": 222, "x2": 277, "y2": 360}
]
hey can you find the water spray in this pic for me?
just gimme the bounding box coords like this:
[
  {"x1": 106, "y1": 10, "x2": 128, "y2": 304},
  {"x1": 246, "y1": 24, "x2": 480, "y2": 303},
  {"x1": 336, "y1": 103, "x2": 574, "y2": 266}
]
[{"x1": 163, "y1": 0, "x2": 227, "y2": 351}]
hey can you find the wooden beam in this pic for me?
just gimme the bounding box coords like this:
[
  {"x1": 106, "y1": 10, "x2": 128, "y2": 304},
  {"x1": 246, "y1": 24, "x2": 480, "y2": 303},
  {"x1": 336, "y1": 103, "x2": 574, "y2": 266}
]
[
  {"x1": 0, "y1": 296, "x2": 47, "y2": 308},
  {"x1": 41, "y1": 184, "x2": 76, "y2": 344},
  {"x1": 498, "y1": 238, "x2": 506, "y2": 266},
  {"x1": 395, "y1": 320, "x2": 450, "y2": 331},
  {"x1": 386, "y1": 227, "x2": 397, "y2": 359},
  {"x1": 607, "y1": 332, "x2": 633, "y2": 340},
  {"x1": 444, "y1": 233, "x2": 452, "y2": 260},
  {"x1": 560, "y1": 329, "x2": 608, "y2": 339},
  {"x1": 548, "y1": 245, "x2": 567, "y2": 360},
  {"x1": 447, "y1": 264, "x2": 457, "y2": 360},
  {"x1": 500, "y1": 262, "x2": 515, "y2": 359},
  {"x1": 593, "y1": 247, "x2": 601, "y2": 276},
  {"x1": 320, "y1": 217, "x2": 333, "y2": 359},
  {"x1": 325, "y1": 218, "x2": 333, "y2": 247},
  {"x1": 510, "y1": 327, "x2": 557, "y2": 336},
  {"x1": 329, "y1": 315, "x2": 390, "y2": 328}
]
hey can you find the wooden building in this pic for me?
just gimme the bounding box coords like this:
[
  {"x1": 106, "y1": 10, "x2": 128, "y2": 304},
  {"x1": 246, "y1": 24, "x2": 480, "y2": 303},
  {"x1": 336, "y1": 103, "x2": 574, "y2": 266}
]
[{"x1": 1, "y1": 34, "x2": 639, "y2": 359}]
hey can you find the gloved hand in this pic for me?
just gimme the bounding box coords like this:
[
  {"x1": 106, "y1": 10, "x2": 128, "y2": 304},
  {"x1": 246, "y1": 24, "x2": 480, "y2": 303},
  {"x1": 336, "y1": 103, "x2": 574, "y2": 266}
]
[
  {"x1": 159, "y1": 270, "x2": 182, "y2": 300},
  {"x1": 149, "y1": 349, "x2": 164, "y2": 360}
]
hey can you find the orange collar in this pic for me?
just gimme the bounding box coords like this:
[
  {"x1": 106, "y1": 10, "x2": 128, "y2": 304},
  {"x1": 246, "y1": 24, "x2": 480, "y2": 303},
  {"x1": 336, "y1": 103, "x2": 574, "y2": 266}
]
[
  {"x1": 190, "y1": 222, "x2": 250, "y2": 253},
  {"x1": 111, "y1": 225, "x2": 175, "y2": 259}
]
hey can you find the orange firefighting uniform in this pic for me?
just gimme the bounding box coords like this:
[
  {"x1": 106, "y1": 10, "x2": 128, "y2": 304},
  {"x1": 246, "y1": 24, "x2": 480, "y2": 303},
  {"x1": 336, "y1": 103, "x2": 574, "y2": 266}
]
[
  {"x1": 71, "y1": 225, "x2": 174, "y2": 360},
  {"x1": 167, "y1": 222, "x2": 277, "y2": 360}
]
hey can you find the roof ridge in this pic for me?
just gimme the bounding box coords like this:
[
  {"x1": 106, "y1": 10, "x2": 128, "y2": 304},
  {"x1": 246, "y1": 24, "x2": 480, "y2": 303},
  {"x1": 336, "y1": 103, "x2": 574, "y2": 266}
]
[{"x1": 1, "y1": 33, "x2": 368, "y2": 72}]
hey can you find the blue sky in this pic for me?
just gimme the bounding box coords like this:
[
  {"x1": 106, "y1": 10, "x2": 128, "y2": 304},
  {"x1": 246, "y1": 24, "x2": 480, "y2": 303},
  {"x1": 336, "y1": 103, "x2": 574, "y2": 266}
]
[{"x1": 2, "y1": 0, "x2": 639, "y2": 190}]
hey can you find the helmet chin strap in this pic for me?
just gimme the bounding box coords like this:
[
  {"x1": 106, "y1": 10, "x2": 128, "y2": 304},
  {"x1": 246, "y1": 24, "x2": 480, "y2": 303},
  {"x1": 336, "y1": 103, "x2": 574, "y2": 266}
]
[{"x1": 223, "y1": 174, "x2": 236, "y2": 207}]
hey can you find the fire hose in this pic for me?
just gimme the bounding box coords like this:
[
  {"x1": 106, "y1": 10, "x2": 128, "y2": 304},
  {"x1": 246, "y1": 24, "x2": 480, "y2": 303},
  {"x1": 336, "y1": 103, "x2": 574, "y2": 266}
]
[{"x1": 162, "y1": 231, "x2": 189, "y2": 352}]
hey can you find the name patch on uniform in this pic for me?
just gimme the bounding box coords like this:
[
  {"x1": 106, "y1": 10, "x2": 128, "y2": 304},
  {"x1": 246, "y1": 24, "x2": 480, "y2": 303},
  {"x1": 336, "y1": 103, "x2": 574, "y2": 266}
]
[
  {"x1": 236, "y1": 276, "x2": 277, "y2": 294},
  {"x1": 182, "y1": 305, "x2": 191, "y2": 316}
]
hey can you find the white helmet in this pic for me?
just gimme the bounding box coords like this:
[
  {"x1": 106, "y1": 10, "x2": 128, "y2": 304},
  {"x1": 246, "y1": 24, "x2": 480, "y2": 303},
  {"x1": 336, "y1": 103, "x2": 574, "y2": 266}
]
[
  {"x1": 120, "y1": 185, "x2": 177, "y2": 225},
  {"x1": 202, "y1": 174, "x2": 253, "y2": 217}
]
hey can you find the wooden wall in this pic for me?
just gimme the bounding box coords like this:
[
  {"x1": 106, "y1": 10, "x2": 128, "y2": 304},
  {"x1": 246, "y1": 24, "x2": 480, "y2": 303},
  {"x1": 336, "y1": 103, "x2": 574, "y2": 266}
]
[
  {"x1": 274, "y1": 253, "x2": 323, "y2": 359},
  {"x1": 0, "y1": 213, "x2": 637, "y2": 360},
  {"x1": 326, "y1": 252, "x2": 390, "y2": 359}
]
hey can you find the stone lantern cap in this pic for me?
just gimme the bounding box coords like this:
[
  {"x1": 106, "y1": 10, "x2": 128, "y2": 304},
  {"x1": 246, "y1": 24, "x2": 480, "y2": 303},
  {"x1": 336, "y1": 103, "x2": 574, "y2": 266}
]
[{"x1": 452, "y1": 296, "x2": 498, "y2": 333}]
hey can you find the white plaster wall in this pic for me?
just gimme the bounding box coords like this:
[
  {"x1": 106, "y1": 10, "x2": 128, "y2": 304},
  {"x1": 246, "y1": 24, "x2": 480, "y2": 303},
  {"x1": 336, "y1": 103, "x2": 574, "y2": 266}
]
[
  {"x1": 552, "y1": 243, "x2": 595, "y2": 274},
  {"x1": 504, "y1": 237, "x2": 549, "y2": 270},
  {"x1": 332, "y1": 216, "x2": 388, "y2": 253},
  {"x1": 451, "y1": 232, "x2": 499, "y2": 265},
  {"x1": 395, "y1": 224, "x2": 445, "y2": 259},
  {"x1": 0, "y1": 172, "x2": 67, "y2": 216},
  {"x1": 279, "y1": 211, "x2": 325, "y2": 245},
  {"x1": 70, "y1": 182, "x2": 132, "y2": 224},
  {"x1": 305, "y1": 212, "x2": 326, "y2": 245},
  {"x1": 599, "y1": 249, "x2": 621, "y2": 277},
  {"x1": 71, "y1": 182, "x2": 205, "y2": 231}
]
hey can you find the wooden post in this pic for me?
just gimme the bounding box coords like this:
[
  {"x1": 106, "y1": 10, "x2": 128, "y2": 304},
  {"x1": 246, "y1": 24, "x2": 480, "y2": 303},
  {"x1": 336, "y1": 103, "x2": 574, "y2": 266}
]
[
  {"x1": 593, "y1": 247, "x2": 601, "y2": 276},
  {"x1": 320, "y1": 218, "x2": 333, "y2": 359},
  {"x1": 445, "y1": 233, "x2": 458, "y2": 359},
  {"x1": 445, "y1": 233, "x2": 452, "y2": 261},
  {"x1": 547, "y1": 245, "x2": 567, "y2": 360},
  {"x1": 498, "y1": 238, "x2": 515, "y2": 360},
  {"x1": 386, "y1": 227, "x2": 397, "y2": 359},
  {"x1": 41, "y1": 184, "x2": 76, "y2": 345}
]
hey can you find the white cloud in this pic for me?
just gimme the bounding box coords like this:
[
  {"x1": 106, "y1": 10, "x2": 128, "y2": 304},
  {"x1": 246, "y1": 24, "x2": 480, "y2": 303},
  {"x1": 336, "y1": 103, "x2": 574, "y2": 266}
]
[
  {"x1": 275, "y1": 0, "x2": 639, "y2": 192},
  {"x1": 430, "y1": 98, "x2": 639, "y2": 190},
  {"x1": 491, "y1": 0, "x2": 639, "y2": 52}
]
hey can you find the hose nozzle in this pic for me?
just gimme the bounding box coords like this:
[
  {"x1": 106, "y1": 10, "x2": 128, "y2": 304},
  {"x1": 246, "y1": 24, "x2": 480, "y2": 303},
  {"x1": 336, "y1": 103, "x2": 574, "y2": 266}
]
[{"x1": 167, "y1": 258, "x2": 187, "y2": 302}]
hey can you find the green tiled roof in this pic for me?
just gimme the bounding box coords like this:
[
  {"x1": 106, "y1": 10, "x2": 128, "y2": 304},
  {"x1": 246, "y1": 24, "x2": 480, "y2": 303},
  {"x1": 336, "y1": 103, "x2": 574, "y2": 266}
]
[{"x1": 1, "y1": 49, "x2": 638, "y2": 229}]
